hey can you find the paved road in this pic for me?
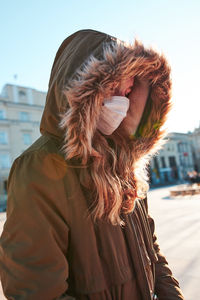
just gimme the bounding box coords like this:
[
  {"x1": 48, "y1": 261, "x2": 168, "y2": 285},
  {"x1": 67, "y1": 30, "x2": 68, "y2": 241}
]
[
  {"x1": 148, "y1": 185, "x2": 200, "y2": 300},
  {"x1": 0, "y1": 185, "x2": 199, "y2": 299}
]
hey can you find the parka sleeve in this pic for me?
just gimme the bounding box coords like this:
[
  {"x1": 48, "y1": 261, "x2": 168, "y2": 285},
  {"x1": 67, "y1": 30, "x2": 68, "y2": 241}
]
[
  {"x1": 0, "y1": 151, "x2": 74, "y2": 300},
  {"x1": 147, "y1": 205, "x2": 185, "y2": 300}
]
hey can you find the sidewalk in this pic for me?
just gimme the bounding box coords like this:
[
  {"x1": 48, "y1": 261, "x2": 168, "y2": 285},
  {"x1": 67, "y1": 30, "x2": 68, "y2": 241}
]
[{"x1": 148, "y1": 186, "x2": 200, "y2": 300}]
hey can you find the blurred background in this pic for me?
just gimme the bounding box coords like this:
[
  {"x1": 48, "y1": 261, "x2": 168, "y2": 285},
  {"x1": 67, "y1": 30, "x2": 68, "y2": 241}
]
[{"x1": 0, "y1": 0, "x2": 200, "y2": 299}]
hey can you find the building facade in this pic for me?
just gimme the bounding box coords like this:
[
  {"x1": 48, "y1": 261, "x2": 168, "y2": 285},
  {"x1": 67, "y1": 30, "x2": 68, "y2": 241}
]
[
  {"x1": 150, "y1": 132, "x2": 195, "y2": 185},
  {"x1": 0, "y1": 84, "x2": 46, "y2": 194},
  {"x1": 189, "y1": 126, "x2": 200, "y2": 172}
]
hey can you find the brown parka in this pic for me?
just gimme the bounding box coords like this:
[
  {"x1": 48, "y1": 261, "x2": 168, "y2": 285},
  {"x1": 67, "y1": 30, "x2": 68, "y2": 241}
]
[{"x1": 0, "y1": 29, "x2": 185, "y2": 300}]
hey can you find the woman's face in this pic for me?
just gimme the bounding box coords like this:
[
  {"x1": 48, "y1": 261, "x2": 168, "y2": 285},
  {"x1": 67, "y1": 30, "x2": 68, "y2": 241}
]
[{"x1": 116, "y1": 78, "x2": 149, "y2": 137}]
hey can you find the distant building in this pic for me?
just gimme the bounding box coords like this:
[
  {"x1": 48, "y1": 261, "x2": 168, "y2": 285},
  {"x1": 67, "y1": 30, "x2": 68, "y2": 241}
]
[
  {"x1": 0, "y1": 84, "x2": 46, "y2": 194},
  {"x1": 189, "y1": 126, "x2": 200, "y2": 172},
  {"x1": 0, "y1": 83, "x2": 199, "y2": 192},
  {"x1": 150, "y1": 132, "x2": 195, "y2": 185}
]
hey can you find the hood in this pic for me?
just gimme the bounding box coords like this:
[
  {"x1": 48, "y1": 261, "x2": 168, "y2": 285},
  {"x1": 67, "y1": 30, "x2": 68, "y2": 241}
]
[
  {"x1": 40, "y1": 29, "x2": 171, "y2": 164},
  {"x1": 40, "y1": 29, "x2": 112, "y2": 139}
]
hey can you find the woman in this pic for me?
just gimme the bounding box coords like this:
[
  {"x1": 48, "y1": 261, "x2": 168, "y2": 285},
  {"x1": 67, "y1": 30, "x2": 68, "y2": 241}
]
[{"x1": 0, "y1": 29, "x2": 184, "y2": 300}]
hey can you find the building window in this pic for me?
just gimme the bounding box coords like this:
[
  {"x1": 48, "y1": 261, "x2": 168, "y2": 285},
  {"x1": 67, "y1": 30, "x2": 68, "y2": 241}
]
[
  {"x1": 1, "y1": 86, "x2": 8, "y2": 98},
  {"x1": 169, "y1": 156, "x2": 177, "y2": 167},
  {"x1": 20, "y1": 112, "x2": 30, "y2": 122},
  {"x1": 169, "y1": 156, "x2": 179, "y2": 179},
  {"x1": 161, "y1": 156, "x2": 166, "y2": 168},
  {"x1": 19, "y1": 90, "x2": 26, "y2": 101},
  {"x1": 0, "y1": 110, "x2": 5, "y2": 119},
  {"x1": 23, "y1": 133, "x2": 31, "y2": 145},
  {"x1": 0, "y1": 132, "x2": 8, "y2": 144},
  {"x1": 0, "y1": 154, "x2": 11, "y2": 169}
]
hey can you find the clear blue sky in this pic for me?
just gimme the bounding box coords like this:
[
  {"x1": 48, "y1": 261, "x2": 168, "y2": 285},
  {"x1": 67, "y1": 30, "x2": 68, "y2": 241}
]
[{"x1": 1, "y1": 0, "x2": 200, "y2": 133}]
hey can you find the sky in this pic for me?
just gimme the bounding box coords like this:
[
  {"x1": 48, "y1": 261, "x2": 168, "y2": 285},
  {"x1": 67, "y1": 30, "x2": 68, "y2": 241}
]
[{"x1": 0, "y1": 0, "x2": 200, "y2": 133}]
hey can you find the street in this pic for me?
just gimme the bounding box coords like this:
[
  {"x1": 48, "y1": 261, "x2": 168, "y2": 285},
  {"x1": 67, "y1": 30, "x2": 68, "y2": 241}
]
[
  {"x1": 148, "y1": 185, "x2": 200, "y2": 300},
  {"x1": 0, "y1": 185, "x2": 199, "y2": 299}
]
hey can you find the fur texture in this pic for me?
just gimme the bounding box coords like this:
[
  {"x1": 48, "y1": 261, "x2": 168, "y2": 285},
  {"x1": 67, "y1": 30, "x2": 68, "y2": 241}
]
[{"x1": 59, "y1": 39, "x2": 172, "y2": 225}]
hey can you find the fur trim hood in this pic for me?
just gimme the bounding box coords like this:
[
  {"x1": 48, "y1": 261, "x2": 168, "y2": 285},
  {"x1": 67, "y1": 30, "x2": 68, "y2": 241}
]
[{"x1": 40, "y1": 29, "x2": 171, "y2": 165}]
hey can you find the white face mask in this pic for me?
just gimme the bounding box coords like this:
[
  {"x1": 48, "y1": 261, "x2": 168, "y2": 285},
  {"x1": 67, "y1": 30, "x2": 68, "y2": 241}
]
[{"x1": 97, "y1": 96, "x2": 130, "y2": 135}]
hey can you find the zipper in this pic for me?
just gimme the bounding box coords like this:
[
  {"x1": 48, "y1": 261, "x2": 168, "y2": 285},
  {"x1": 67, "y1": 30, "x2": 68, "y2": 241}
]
[
  {"x1": 133, "y1": 208, "x2": 155, "y2": 294},
  {"x1": 138, "y1": 199, "x2": 158, "y2": 261},
  {"x1": 136, "y1": 199, "x2": 158, "y2": 293},
  {"x1": 128, "y1": 213, "x2": 153, "y2": 300}
]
